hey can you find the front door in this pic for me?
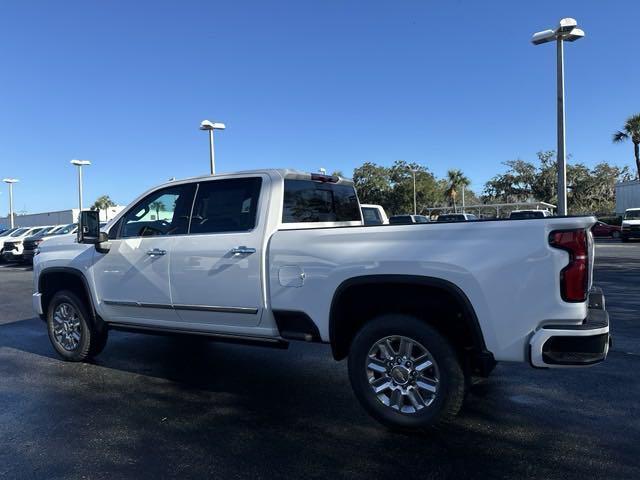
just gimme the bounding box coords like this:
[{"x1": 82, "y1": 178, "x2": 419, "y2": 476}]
[
  {"x1": 93, "y1": 183, "x2": 196, "y2": 326},
  {"x1": 170, "y1": 175, "x2": 266, "y2": 331}
]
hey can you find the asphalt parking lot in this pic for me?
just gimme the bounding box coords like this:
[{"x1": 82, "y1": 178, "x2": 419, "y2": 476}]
[{"x1": 0, "y1": 240, "x2": 638, "y2": 480}]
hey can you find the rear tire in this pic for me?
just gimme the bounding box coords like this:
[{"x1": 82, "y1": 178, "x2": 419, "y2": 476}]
[
  {"x1": 47, "y1": 290, "x2": 107, "y2": 361},
  {"x1": 348, "y1": 314, "x2": 465, "y2": 431},
  {"x1": 611, "y1": 231, "x2": 620, "y2": 239}
]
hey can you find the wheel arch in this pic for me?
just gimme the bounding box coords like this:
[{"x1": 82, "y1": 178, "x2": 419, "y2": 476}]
[
  {"x1": 329, "y1": 274, "x2": 495, "y2": 376},
  {"x1": 38, "y1": 267, "x2": 101, "y2": 328}
]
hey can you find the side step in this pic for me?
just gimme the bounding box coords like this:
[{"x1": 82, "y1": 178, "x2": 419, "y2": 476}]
[{"x1": 108, "y1": 323, "x2": 290, "y2": 349}]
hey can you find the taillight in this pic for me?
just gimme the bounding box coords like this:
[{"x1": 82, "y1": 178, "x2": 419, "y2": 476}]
[{"x1": 549, "y1": 229, "x2": 588, "y2": 302}]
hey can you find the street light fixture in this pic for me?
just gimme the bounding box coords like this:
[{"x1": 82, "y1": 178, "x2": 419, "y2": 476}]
[
  {"x1": 532, "y1": 18, "x2": 585, "y2": 216},
  {"x1": 70, "y1": 159, "x2": 91, "y2": 211},
  {"x1": 200, "y1": 120, "x2": 226, "y2": 175},
  {"x1": 2, "y1": 178, "x2": 19, "y2": 228}
]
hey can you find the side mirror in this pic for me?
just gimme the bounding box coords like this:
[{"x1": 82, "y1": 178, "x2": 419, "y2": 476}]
[{"x1": 78, "y1": 210, "x2": 101, "y2": 244}]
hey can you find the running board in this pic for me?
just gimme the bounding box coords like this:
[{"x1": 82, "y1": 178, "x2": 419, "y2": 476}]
[{"x1": 107, "y1": 323, "x2": 290, "y2": 349}]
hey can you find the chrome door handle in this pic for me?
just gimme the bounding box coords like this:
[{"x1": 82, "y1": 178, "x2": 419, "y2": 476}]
[
  {"x1": 231, "y1": 246, "x2": 256, "y2": 255},
  {"x1": 146, "y1": 248, "x2": 167, "y2": 256}
]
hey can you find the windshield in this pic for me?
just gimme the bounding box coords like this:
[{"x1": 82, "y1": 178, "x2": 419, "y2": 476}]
[
  {"x1": 31, "y1": 227, "x2": 55, "y2": 238},
  {"x1": 624, "y1": 210, "x2": 640, "y2": 220},
  {"x1": 0, "y1": 228, "x2": 17, "y2": 237},
  {"x1": 54, "y1": 223, "x2": 77, "y2": 235},
  {"x1": 10, "y1": 228, "x2": 29, "y2": 237}
]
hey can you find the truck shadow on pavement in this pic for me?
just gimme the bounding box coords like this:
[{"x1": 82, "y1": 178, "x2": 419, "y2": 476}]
[{"x1": 1, "y1": 315, "x2": 639, "y2": 479}]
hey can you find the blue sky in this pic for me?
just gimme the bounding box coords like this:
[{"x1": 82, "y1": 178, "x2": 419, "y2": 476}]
[{"x1": 0, "y1": 1, "x2": 638, "y2": 214}]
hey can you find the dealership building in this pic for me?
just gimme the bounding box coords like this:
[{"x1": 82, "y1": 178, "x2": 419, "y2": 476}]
[{"x1": 0, "y1": 206, "x2": 125, "y2": 229}]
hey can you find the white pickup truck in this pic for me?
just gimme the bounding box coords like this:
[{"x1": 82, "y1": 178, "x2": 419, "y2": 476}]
[{"x1": 32, "y1": 169, "x2": 610, "y2": 430}]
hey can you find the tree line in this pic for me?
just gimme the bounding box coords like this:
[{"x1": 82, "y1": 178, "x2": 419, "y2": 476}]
[{"x1": 353, "y1": 152, "x2": 631, "y2": 217}]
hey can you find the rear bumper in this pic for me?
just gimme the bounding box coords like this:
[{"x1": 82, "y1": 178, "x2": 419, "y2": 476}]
[{"x1": 530, "y1": 288, "x2": 610, "y2": 368}]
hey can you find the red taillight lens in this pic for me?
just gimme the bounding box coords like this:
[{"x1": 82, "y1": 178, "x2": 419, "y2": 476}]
[{"x1": 549, "y1": 229, "x2": 588, "y2": 302}]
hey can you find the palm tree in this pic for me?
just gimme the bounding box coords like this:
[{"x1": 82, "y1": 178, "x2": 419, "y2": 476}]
[
  {"x1": 91, "y1": 195, "x2": 116, "y2": 211},
  {"x1": 445, "y1": 169, "x2": 471, "y2": 213},
  {"x1": 150, "y1": 201, "x2": 166, "y2": 220},
  {"x1": 613, "y1": 113, "x2": 640, "y2": 179}
]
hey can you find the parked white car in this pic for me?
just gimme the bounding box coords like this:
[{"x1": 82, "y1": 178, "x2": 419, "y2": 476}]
[
  {"x1": 621, "y1": 207, "x2": 640, "y2": 242},
  {"x1": 22, "y1": 224, "x2": 78, "y2": 263},
  {"x1": 2, "y1": 226, "x2": 53, "y2": 262},
  {"x1": 436, "y1": 213, "x2": 478, "y2": 222},
  {"x1": 33, "y1": 169, "x2": 609, "y2": 430},
  {"x1": 361, "y1": 204, "x2": 389, "y2": 225},
  {"x1": 509, "y1": 209, "x2": 553, "y2": 219}
]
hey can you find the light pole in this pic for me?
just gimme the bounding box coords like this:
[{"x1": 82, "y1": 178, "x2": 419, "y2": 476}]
[
  {"x1": 200, "y1": 120, "x2": 226, "y2": 175},
  {"x1": 461, "y1": 184, "x2": 465, "y2": 213},
  {"x1": 532, "y1": 18, "x2": 584, "y2": 216},
  {"x1": 412, "y1": 170, "x2": 418, "y2": 215},
  {"x1": 70, "y1": 159, "x2": 91, "y2": 211},
  {"x1": 2, "y1": 178, "x2": 18, "y2": 228}
]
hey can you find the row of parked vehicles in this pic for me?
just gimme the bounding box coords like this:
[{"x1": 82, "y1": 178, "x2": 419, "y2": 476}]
[
  {"x1": 0, "y1": 223, "x2": 78, "y2": 263},
  {"x1": 362, "y1": 204, "x2": 639, "y2": 240},
  {"x1": 361, "y1": 206, "x2": 551, "y2": 225}
]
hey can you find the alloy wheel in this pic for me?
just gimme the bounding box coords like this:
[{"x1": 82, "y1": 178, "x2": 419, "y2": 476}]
[
  {"x1": 52, "y1": 302, "x2": 82, "y2": 352},
  {"x1": 366, "y1": 335, "x2": 440, "y2": 414}
]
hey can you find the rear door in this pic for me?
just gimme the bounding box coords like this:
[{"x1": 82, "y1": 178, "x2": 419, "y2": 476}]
[{"x1": 170, "y1": 175, "x2": 267, "y2": 330}]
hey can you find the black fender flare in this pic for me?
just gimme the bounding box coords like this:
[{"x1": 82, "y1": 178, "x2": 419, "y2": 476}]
[
  {"x1": 38, "y1": 267, "x2": 102, "y2": 328},
  {"x1": 329, "y1": 274, "x2": 493, "y2": 372}
]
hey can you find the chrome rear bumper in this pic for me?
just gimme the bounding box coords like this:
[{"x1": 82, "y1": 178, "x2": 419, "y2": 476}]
[{"x1": 530, "y1": 288, "x2": 610, "y2": 368}]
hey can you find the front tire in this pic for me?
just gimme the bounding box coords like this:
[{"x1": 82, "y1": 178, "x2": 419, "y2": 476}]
[
  {"x1": 612, "y1": 231, "x2": 620, "y2": 239},
  {"x1": 348, "y1": 314, "x2": 465, "y2": 431},
  {"x1": 47, "y1": 290, "x2": 107, "y2": 361}
]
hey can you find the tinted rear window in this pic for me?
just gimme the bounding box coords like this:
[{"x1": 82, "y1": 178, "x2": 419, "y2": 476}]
[
  {"x1": 389, "y1": 216, "x2": 413, "y2": 224},
  {"x1": 190, "y1": 177, "x2": 262, "y2": 234},
  {"x1": 510, "y1": 211, "x2": 544, "y2": 219},
  {"x1": 283, "y1": 180, "x2": 360, "y2": 223},
  {"x1": 437, "y1": 214, "x2": 464, "y2": 222}
]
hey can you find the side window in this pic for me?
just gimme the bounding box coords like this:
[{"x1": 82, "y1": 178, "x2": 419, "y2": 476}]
[
  {"x1": 189, "y1": 177, "x2": 262, "y2": 234},
  {"x1": 120, "y1": 184, "x2": 195, "y2": 238},
  {"x1": 282, "y1": 180, "x2": 360, "y2": 223}
]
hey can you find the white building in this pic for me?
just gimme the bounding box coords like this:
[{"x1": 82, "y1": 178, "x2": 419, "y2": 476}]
[
  {"x1": 0, "y1": 206, "x2": 125, "y2": 228},
  {"x1": 615, "y1": 180, "x2": 640, "y2": 216}
]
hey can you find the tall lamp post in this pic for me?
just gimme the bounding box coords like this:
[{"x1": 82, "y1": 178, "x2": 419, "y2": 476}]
[
  {"x1": 532, "y1": 18, "x2": 584, "y2": 216},
  {"x1": 461, "y1": 184, "x2": 466, "y2": 213},
  {"x1": 200, "y1": 120, "x2": 226, "y2": 175},
  {"x1": 411, "y1": 169, "x2": 418, "y2": 215},
  {"x1": 70, "y1": 159, "x2": 91, "y2": 211},
  {"x1": 2, "y1": 178, "x2": 19, "y2": 228}
]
